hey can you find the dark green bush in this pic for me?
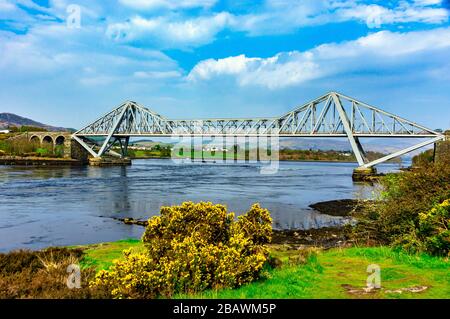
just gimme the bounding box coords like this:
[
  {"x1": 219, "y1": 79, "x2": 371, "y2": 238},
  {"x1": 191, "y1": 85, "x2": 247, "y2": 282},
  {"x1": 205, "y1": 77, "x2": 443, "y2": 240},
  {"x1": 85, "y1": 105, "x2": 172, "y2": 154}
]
[{"x1": 353, "y1": 159, "x2": 450, "y2": 256}]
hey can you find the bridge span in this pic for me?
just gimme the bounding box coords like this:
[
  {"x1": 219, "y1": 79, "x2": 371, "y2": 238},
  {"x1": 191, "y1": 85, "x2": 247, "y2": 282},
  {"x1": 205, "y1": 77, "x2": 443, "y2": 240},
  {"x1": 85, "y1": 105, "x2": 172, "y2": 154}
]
[{"x1": 71, "y1": 92, "x2": 445, "y2": 169}]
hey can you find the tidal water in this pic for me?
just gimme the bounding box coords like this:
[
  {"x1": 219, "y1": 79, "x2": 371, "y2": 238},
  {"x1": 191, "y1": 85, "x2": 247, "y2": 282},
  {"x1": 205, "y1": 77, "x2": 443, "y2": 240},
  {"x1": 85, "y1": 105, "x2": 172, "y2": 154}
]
[{"x1": 0, "y1": 159, "x2": 402, "y2": 252}]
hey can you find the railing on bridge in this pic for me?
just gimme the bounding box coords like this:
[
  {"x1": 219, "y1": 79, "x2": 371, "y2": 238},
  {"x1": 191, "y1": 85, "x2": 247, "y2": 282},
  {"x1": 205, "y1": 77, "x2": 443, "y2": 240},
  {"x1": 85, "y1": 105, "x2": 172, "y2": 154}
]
[{"x1": 72, "y1": 92, "x2": 445, "y2": 168}]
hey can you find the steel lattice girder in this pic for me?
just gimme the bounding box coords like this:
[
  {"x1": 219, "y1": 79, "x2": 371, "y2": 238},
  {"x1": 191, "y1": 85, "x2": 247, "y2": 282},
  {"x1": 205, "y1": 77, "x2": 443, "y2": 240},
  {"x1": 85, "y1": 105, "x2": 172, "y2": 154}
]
[{"x1": 73, "y1": 92, "x2": 445, "y2": 167}]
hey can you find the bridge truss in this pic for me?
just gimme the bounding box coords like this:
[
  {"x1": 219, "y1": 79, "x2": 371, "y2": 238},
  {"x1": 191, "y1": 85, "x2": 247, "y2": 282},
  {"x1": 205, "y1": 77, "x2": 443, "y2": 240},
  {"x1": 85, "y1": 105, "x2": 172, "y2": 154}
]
[{"x1": 73, "y1": 92, "x2": 445, "y2": 168}]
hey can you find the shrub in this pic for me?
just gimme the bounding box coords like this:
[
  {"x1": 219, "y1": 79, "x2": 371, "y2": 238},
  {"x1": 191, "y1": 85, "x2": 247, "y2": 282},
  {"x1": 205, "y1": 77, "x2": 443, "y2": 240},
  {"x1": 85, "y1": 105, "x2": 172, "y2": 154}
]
[
  {"x1": 417, "y1": 200, "x2": 450, "y2": 256},
  {"x1": 0, "y1": 248, "x2": 104, "y2": 299},
  {"x1": 352, "y1": 160, "x2": 450, "y2": 255},
  {"x1": 92, "y1": 202, "x2": 272, "y2": 298},
  {"x1": 412, "y1": 149, "x2": 434, "y2": 167},
  {"x1": 0, "y1": 136, "x2": 41, "y2": 156}
]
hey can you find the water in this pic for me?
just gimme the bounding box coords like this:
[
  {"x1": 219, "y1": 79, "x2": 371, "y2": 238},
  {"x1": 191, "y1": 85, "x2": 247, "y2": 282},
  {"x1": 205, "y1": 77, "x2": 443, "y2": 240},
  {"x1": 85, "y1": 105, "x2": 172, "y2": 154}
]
[{"x1": 0, "y1": 159, "x2": 401, "y2": 252}]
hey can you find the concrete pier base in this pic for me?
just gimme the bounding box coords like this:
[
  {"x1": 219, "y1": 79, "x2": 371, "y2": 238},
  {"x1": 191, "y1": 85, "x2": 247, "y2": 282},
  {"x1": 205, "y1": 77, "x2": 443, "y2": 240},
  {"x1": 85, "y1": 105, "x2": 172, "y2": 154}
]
[
  {"x1": 89, "y1": 157, "x2": 132, "y2": 167},
  {"x1": 352, "y1": 167, "x2": 377, "y2": 182}
]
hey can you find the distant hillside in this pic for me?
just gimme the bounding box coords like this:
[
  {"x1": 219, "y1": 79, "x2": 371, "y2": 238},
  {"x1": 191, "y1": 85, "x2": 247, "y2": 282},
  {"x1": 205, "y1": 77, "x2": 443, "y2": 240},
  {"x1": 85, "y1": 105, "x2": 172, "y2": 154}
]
[
  {"x1": 280, "y1": 137, "x2": 431, "y2": 158},
  {"x1": 0, "y1": 113, "x2": 71, "y2": 132},
  {"x1": 280, "y1": 138, "x2": 351, "y2": 151},
  {"x1": 130, "y1": 137, "x2": 430, "y2": 159}
]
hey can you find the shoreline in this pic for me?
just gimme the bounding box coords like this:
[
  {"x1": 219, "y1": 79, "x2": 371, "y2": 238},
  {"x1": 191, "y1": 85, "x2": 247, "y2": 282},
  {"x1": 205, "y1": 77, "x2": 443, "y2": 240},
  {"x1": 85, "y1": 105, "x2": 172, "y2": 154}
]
[
  {"x1": 0, "y1": 156, "x2": 83, "y2": 166},
  {"x1": 111, "y1": 198, "x2": 364, "y2": 248},
  {"x1": 0, "y1": 154, "x2": 404, "y2": 167}
]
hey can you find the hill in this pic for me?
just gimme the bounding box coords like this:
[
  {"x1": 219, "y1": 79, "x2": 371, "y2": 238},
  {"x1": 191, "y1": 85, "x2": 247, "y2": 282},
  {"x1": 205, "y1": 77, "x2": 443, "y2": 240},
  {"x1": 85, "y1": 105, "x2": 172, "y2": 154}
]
[
  {"x1": 280, "y1": 137, "x2": 431, "y2": 158},
  {"x1": 0, "y1": 113, "x2": 71, "y2": 132}
]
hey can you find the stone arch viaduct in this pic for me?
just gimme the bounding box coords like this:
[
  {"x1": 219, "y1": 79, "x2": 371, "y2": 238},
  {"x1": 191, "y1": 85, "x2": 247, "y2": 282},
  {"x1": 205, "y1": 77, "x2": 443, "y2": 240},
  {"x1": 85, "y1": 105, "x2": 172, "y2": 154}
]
[{"x1": 26, "y1": 131, "x2": 88, "y2": 160}]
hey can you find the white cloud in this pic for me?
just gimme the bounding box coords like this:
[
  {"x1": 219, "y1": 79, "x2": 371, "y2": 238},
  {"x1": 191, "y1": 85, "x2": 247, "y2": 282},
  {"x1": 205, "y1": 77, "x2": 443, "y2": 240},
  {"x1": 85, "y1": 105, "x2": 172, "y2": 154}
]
[
  {"x1": 187, "y1": 55, "x2": 255, "y2": 80},
  {"x1": 0, "y1": 0, "x2": 16, "y2": 11},
  {"x1": 0, "y1": 22, "x2": 181, "y2": 84},
  {"x1": 235, "y1": 0, "x2": 449, "y2": 34},
  {"x1": 188, "y1": 53, "x2": 320, "y2": 89},
  {"x1": 413, "y1": 0, "x2": 443, "y2": 5},
  {"x1": 134, "y1": 70, "x2": 182, "y2": 79},
  {"x1": 106, "y1": 12, "x2": 232, "y2": 48},
  {"x1": 118, "y1": 0, "x2": 217, "y2": 10},
  {"x1": 188, "y1": 27, "x2": 450, "y2": 89},
  {"x1": 337, "y1": 2, "x2": 448, "y2": 28},
  {"x1": 103, "y1": 0, "x2": 449, "y2": 49}
]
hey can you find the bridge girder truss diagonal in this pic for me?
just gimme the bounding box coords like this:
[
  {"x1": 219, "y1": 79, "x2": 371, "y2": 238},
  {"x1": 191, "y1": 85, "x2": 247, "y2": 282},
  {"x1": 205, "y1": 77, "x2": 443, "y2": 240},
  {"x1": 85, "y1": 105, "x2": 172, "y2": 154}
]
[{"x1": 73, "y1": 91, "x2": 445, "y2": 168}]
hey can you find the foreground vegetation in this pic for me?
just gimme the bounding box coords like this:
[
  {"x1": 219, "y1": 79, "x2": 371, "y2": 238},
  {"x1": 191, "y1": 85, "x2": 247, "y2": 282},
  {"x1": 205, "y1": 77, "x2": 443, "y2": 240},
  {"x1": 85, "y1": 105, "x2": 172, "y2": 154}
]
[
  {"x1": 185, "y1": 246, "x2": 449, "y2": 299},
  {"x1": 77, "y1": 241, "x2": 449, "y2": 299},
  {"x1": 4, "y1": 240, "x2": 447, "y2": 299},
  {"x1": 353, "y1": 148, "x2": 450, "y2": 256}
]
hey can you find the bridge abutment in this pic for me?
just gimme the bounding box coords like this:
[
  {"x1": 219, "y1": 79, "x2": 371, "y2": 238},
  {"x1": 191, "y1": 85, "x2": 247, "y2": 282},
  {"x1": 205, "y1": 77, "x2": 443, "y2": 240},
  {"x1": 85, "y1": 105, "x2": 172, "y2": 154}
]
[{"x1": 70, "y1": 138, "x2": 90, "y2": 164}]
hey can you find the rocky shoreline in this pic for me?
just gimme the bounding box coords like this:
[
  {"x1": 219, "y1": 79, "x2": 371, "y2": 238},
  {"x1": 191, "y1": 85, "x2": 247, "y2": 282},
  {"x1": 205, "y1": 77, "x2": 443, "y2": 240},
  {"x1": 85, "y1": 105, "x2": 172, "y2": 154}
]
[
  {"x1": 309, "y1": 199, "x2": 370, "y2": 217},
  {"x1": 113, "y1": 198, "x2": 367, "y2": 248}
]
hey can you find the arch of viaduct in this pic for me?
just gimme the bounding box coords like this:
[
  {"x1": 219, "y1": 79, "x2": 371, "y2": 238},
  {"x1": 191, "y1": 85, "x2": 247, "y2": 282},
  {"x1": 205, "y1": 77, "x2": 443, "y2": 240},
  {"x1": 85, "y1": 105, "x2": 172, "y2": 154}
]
[{"x1": 26, "y1": 132, "x2": 73, "y2": 158}]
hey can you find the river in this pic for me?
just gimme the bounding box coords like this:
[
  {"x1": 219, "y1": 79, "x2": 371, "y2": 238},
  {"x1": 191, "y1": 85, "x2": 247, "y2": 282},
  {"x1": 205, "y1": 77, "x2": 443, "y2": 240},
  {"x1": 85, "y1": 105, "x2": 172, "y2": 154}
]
[{"x1": 0, "y1": 159, "x2": 402, "y2": 252}]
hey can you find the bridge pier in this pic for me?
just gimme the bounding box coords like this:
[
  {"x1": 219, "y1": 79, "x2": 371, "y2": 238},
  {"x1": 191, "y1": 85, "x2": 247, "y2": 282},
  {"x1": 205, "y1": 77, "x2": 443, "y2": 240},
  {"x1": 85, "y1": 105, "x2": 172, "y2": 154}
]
[{"x1": 352, "y1": 167, "x2": 378, "y2": 182}]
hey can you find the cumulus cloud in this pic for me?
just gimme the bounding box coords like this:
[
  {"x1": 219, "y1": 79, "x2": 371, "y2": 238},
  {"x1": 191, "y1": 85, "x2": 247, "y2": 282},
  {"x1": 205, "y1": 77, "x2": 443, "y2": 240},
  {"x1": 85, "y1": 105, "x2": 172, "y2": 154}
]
[
  {"x1": 336, "y1": 2, "x2": 448, "y2": 28},
  {"x1": 0, "y1": 22, "x2": 182, "y2": 84},
  {"x1": 106, "y1": 12, "x2": 232, "y2": 48},
  {"x1": 187, "y1": 27, "x2": 450, "y2": 89},
  {"x1": 187, "y1": 53, "x2": 320, "y2": 89}
]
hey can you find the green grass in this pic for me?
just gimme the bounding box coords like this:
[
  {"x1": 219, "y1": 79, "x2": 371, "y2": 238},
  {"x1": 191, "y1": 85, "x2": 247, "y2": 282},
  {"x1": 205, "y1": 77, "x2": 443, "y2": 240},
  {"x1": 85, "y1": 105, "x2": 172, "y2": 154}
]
[
  {"x1": 185, "y1": 246, "x2": 449, "y2": 299},
  {"x1": 75, "y1": 240, "x2": 450, "y2": 299},
  {"x1": 76, "y1": 239, "x2": 144, "y2": 271},
  {"x1": 36, "y1": 148, "x2": 49, "y2": 156},
  {"x1": 132, "y1": 150, "x2": 170, "y2": 158}
]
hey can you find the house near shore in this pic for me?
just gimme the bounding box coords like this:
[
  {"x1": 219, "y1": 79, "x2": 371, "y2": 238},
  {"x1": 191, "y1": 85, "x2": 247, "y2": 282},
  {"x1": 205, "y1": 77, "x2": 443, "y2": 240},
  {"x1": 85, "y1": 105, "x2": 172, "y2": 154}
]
[{"x1": 0, "y1": 127, "x2": 10, "y2": 134}]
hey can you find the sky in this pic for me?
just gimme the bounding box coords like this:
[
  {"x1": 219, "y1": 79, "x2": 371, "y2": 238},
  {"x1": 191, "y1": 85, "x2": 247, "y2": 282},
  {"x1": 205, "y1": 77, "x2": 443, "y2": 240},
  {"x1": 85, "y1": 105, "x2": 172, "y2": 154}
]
[{"x1": 0, "y1": 0, "x2": 450, "y2": 130}]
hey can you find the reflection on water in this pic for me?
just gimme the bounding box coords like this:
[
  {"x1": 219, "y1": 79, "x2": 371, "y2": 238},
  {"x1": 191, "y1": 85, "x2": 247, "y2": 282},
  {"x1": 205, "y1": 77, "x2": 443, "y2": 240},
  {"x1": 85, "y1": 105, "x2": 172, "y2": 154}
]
[{"x1": 0, "y1": 159, "x2": 401, "y2": 252}]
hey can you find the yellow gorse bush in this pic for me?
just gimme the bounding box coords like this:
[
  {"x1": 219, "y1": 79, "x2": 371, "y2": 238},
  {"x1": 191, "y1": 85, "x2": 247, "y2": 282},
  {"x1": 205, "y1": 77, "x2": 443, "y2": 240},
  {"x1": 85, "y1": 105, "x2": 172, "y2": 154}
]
[
  {"x1": 92, "y1": 202, "x2": 272, "y2": 298},
  {"x1": 417, "y1": 199, "x2": 450, "y2": 256}
]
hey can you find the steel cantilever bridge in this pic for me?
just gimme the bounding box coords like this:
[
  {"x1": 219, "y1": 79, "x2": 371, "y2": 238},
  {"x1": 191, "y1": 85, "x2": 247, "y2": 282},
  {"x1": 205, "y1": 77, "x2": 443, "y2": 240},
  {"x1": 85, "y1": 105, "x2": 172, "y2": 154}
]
[{"x1": 73, "y1": 91, "x2": 445, "y2": 169}]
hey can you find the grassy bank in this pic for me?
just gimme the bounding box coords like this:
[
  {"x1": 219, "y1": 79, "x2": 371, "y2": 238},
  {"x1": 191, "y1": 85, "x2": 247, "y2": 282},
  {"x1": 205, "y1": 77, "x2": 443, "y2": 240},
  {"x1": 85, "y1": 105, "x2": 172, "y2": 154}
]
[
  {"x1": 77, "y1": 239, "x2": 144, "y2": 271},
  {"x1": 74, "y1": 239, "x2": 449, "y2": 299}
]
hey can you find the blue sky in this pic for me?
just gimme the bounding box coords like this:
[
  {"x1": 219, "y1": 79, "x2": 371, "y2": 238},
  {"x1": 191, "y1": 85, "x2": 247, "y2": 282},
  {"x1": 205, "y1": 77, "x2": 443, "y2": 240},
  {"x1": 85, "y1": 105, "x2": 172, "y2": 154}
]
[{"x1": 0, "y1": 0, "x2": 450, "y2": 130}]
